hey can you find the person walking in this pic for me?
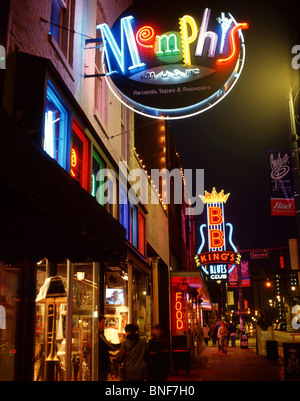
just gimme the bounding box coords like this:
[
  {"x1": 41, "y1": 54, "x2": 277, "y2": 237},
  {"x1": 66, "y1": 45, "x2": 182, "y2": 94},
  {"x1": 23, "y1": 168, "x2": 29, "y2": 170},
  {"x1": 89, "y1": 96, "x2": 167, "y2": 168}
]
[
  {"x1": 202, "y1": 324, "x2": 210, "y2": 346},
  {"x1": 211, "y1": 322, "x2": 217, "y2": 347},
  {"x1": 146, "y1": 324, "x2": 169, "y2": 381},
  {"x1": 117, "y1": 323, "x2": 147, "y2": 381},
  {"x1": 98, "y1": 314, "x2": 120, "y2": 381},
  {"x1": 216, "y1": 321, "x2": 222, "y2": 350},
  {"x1": 218, "y1": 322, "x2": 229, "y2": 353},
  {"x1": 228, "y1": 322, "x2": 236, "y2": 347}
]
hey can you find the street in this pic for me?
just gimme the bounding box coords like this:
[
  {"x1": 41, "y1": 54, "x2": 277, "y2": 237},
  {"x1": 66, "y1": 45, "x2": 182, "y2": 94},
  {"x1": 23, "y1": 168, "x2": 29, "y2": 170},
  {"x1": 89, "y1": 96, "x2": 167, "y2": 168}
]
[{"x1": 168, "y1": 340, "x2": 285, "y2": 381}]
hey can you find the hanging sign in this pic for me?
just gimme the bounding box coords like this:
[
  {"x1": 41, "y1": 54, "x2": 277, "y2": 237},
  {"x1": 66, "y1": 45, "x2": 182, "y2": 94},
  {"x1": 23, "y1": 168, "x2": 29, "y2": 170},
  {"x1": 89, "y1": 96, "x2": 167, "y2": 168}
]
[
  {"x1": 195, "y1": 188, "x2": 241, "y2": 281},
  {"x1": 171, "y1": 289, "x2": 187, "y2": 335},
  {"x1": 269, "y1": 150, "x2": 295, "y2": 216},
  {"x1": 96, "y1": 4, "x2": 249, "y2": 119}
]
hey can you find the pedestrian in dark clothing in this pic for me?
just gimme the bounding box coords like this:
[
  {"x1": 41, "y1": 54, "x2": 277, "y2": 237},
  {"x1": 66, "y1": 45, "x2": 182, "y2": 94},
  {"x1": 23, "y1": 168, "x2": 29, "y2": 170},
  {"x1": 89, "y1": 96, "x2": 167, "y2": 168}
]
[
  {"x1": 228, "y1": 323, "x2": 236, "y2": 347},
  {"x1": 117, "y1": 323, "x2": 147, "y2": 381},
  {"x1": 147, "y1": 324, "x2": 169, "y2": 381},
  {"x1": 98, "y1": 314, "x2": 120, "y2": 381},
  {"x1": 215, "y1": 321, "x2": 222, "y2": 350},
  {"x1": 211, "y1": 323, "x2": 217, "y2": 346},
  {"x1": 202, "y1": 324, "x2": 210, "y2": 346}
]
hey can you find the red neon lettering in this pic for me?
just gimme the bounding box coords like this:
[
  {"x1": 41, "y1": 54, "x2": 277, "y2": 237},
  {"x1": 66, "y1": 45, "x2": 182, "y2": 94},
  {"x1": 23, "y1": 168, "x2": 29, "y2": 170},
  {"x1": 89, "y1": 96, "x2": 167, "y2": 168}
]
[
  {"x1": 200, "y1": 254, "x2": 207, "y2": 263},
  {"x1": 136, "y1": 26, "x2": 155, "y2": 48},
  {"x1": 209, "y1": 229, "x2": 224, "y2": 249},
  {"x1": 175, "y1": 292, "x2": 184, "y2": 331},
  {"x1": 216, "y1": 23, "x2": 249, "y2": 65},
  {"x1": 208, "y1": 206, "x2": 223, "y2": 225},
  {"x1": 176, "y1": 315, "x2": 184, "y2": 330},
  {"x1": 175, "y1": 292, "x2": 182, "y2": 302},
  {"x1": 70, "y1": 148, "x2": 78, "y2": 178},
  {"x1": 175, "y1": 301, "x2": 181, "y2": 310},
  {"x1": 221, "y1": 252, "x2": 229, "y2": 261}
]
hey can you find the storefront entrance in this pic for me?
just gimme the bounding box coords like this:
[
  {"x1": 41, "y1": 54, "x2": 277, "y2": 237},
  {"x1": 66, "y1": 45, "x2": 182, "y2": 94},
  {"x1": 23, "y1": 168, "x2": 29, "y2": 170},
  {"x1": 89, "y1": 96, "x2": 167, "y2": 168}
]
[
  {"x1": 170, "y1": 271, "x2": 212, "y2": 372},
  {"x1": 34, "y1": 260, "x2": 99, "y2": 381}
]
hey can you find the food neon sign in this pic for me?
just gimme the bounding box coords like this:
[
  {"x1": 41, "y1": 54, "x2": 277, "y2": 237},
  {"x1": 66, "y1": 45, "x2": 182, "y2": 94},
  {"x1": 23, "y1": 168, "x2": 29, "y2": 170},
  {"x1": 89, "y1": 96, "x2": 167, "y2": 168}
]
[
  {"x1": 172, "y1": 290, "x2": 186, "y2": 334},
  {"x1": 175, "y1": 291, "x2": 184, "y2": 331},
  {"x1": 195, "y1": 188, "x2": 241, "y2": 280},
  {"x1": 96, "y1": 5, "x2": 249, "y2": 119}
]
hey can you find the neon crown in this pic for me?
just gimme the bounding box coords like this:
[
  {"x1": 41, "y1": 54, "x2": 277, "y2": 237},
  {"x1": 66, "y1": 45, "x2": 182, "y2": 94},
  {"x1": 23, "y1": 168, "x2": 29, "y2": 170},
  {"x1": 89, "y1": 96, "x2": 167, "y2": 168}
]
[{"x1": 199, "y1": 188, "x2": 230, "y2": 204}]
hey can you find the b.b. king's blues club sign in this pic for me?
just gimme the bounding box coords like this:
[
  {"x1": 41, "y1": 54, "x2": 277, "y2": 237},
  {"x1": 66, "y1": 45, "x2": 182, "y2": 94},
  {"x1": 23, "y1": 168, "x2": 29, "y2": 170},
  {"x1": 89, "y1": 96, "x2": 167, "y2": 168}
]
[
  {"x1": 94, "y1": 4, "x2": 249, "y2": 119},
  {"x1": 195, "y1": 188, "x2": 241, "y2": 281}
]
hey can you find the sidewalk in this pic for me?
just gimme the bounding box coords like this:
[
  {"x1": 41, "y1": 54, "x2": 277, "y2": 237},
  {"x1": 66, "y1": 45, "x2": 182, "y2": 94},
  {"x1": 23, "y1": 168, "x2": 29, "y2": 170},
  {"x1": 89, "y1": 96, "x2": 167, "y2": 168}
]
[{"x1": 168, "y1": 341, "x2": 285, "y2": 381}]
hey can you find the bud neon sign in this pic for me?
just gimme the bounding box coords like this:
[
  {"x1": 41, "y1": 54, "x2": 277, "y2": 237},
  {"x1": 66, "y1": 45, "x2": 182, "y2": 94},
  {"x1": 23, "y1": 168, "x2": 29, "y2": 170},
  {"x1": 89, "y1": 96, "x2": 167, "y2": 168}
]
[
  {"x1": 96, "y1": 5, "x2": 249, "y2": 120},
  {"x1": 195, "y1": 188, "x2": 241, "y2": 280}
]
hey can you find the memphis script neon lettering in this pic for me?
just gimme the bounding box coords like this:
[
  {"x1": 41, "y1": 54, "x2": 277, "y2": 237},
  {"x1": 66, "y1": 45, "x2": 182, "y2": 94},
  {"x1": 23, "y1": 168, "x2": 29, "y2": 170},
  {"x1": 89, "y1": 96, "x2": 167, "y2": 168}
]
[{"x1": 97, "y1": 8, "x2": 249, "y2": 76}]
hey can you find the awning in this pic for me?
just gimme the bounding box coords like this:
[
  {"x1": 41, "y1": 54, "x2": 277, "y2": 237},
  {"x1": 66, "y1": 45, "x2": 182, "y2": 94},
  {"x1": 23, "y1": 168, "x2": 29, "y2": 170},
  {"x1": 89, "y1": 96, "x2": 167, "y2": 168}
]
[
  {"x1": 0, "y1": 108, "x2": 126, "y2": 262},
  {"x1": 170, "y1": 271, "x2": 212, "y2": 309}
]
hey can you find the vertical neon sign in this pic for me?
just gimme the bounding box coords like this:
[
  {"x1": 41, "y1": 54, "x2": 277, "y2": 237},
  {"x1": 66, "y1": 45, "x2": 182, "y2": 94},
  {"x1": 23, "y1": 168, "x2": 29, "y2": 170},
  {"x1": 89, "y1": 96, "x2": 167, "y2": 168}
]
[
  {"x1": 196, "y1": 188, "x2": 240, "y2": 280},
  {"x1": 172, "y1": 289, "x2": 186, "y2": 334},
  {"x1": 175, "y1": 292, "x2": 184, "y2": 330},
  {"x1": 207, "y1": 204, "x2": 226, "y2": 250}
]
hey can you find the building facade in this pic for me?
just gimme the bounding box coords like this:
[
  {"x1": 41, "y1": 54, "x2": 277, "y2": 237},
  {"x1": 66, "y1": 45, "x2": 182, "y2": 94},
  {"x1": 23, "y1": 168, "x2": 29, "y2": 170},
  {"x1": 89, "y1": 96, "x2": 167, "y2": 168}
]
[{"x1": 0, "y1": 0, "x2": 210, "y2": 381}]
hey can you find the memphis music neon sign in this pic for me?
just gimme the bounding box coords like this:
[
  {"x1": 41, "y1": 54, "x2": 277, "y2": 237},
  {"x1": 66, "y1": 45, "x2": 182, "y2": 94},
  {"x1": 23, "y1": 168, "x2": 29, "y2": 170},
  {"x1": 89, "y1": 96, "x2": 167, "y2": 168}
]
[
  {"x1": 96, "y1": 5, "x2": 249, "y2": 119},
  {"x1": 195, "y1": 188, "x2": 241, "y2": 280}
]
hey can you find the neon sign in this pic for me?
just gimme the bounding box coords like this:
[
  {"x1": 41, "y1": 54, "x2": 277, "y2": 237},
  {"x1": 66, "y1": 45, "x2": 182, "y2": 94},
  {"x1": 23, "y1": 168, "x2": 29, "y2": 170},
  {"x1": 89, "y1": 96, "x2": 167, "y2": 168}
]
[
  {"x1": 172, "y1": 290, "x2": 186, "y2": 334},
  {"x1": 175, "y1": 292, "x2": 184, "y2": 330},
  {"x1": 96, "y1": 4, "x2": 249, "y2": 119},
  {"x1": 70, "y1": 148, "x2": 78, "y2": 178},
  {"x1": 195, "y1": 188, "x2": 241, "y2": 281}
]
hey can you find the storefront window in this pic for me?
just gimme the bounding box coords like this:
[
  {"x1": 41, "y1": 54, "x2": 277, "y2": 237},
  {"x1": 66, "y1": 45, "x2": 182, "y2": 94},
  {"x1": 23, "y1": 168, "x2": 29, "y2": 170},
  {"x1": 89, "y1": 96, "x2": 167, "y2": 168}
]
[
  {"x1": 120, "y1": 185, "x2": 129, "y2": 240},
  {"x1": 130, "y1": 203, "x2": 138, "y2": 248},
  {"x1": 132, "y1": 265, "x2": 151, "y2": 339},
  {"x1": 34, "y1": 260, "x2": 98, "y2": 381},
  {"x1": 106, "y1": 171, "x2": 117, "y2": 218},
  {"x1": 104, "y1": 269, "x2": 128, "y2": 380},
  {"x1": 0, "y1": 263, "x2": 23, "y2": 381},
  {"x1": 138, "y1": 212, "x2": 146, "y2": 255},
  {"x1": 34, "y1": 261, "x2": 67, "y2": 381},
  {"x1": 91, "y1": 150, "x2": 105, "y2": 202},
  {"x1": 43, "y1": 82, "x2": 69, "y2": 169},
  {"x1": 71, "y1": 121, "x2": 89, "y2": 190}
]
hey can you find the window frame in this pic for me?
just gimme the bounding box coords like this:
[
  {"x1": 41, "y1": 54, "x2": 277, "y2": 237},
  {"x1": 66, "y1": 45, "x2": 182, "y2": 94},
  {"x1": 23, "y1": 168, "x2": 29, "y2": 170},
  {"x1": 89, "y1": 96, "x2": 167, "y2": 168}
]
[
  {"x1": 50, "y1": 0, "x2": 75, "y2": 66},
  {"x1": 138, "y1": 211, "x2": 146, "y2": 256},
  {"x1": 91, "y1": 149, "x2": 105, "y2": 202},
  {"x1": 70, "y1": 119, "x2": 90, "y2": 190},
  {"x1": 43, "y1": 81, "x2": 70, "y2": 169}
]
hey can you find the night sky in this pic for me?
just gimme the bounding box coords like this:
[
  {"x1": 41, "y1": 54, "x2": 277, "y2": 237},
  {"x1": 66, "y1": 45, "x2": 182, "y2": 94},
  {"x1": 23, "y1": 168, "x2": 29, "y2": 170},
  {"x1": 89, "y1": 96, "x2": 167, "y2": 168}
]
[{"x1": 163, "y1": 0, "x2": 300, "y2": 250}]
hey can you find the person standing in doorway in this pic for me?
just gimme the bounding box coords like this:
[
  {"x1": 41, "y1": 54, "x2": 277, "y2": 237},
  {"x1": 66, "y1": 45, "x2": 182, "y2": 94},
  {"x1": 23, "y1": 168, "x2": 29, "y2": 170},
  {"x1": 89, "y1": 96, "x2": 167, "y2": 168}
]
[{"x1": 98, "y1": 314, "x2": 120, "y2": 381}]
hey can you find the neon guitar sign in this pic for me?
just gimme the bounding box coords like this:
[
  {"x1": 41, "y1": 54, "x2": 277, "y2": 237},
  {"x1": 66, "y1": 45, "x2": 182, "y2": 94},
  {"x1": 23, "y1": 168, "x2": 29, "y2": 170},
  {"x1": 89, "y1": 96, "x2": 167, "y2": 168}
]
[
  {"x1": 195, "y1": 188, "x2": 241, "y2": 280},
  {"x1": 96, "y1": 5, "x2": 249, "y2": 119}
]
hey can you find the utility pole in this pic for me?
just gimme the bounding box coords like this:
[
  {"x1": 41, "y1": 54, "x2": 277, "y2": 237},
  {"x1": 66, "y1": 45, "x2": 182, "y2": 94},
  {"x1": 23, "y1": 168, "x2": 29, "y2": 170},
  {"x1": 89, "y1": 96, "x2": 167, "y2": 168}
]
[
  {"x1": 287, "y1": 74, "x2": 300, "y2": 286},
  {"x1": 237, "y1": 262, "x2": 244, "y2": 332}
]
